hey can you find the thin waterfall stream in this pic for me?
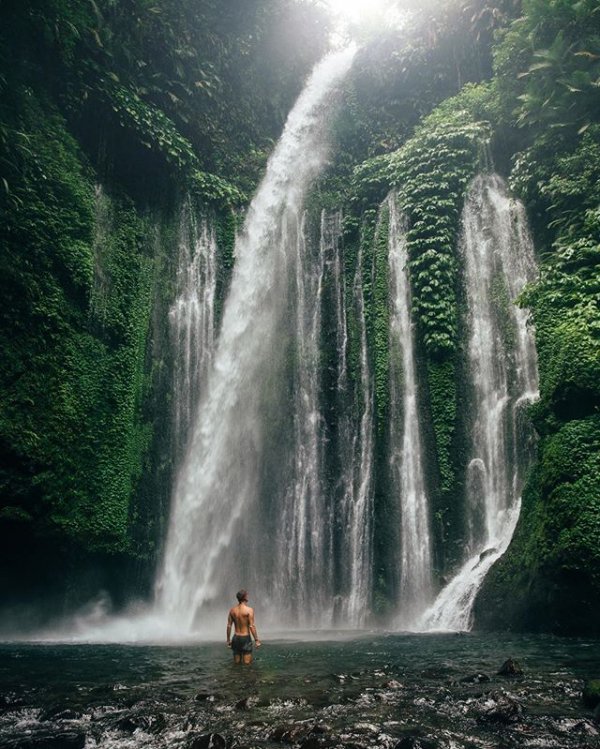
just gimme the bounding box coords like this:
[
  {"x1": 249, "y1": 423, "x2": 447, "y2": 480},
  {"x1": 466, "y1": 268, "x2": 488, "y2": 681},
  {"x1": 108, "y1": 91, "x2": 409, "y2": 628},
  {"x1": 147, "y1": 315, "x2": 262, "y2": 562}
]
[
  {"x1": 387, "y1": 193, "x2": 434, "y2": 627},
  {"x1": 421, "y1": 173, "x2": 539, "y2": 631}
]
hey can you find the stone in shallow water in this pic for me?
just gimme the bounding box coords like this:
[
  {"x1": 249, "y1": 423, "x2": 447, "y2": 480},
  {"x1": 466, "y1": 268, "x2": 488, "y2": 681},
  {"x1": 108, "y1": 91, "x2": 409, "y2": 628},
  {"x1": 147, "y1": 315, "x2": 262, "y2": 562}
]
[
  {"x1": 460, "y1": 673, "x2": 491, "y2": 684},
  {"x1": 39, "y1": 707, "x2": 82, "y2": 722},
  {"x1": 477, "y1": 693, "x2": 523, "y2": 724},
  {"x1": 187, "y1": 733, "x2": 227, "y2": 749},
  {"x1": 235, "y1": 696, "x2": 259, "y2": 710},
  {"x1": 394, "y1": 734, "x2": 437, "y2": 749},
  {"x1": 270, "y1": 723, "x2": 309, "y2": 743},
  {"x1": 497, "y1": 658, "x2": 524, "y2": 677}
]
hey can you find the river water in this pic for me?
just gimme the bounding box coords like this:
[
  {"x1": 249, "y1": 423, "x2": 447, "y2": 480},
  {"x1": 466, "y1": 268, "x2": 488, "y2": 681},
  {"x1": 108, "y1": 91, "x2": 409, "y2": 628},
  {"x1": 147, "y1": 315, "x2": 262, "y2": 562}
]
[{"x1": 1, "y1": 633, "x2": 598, "y2": 749}]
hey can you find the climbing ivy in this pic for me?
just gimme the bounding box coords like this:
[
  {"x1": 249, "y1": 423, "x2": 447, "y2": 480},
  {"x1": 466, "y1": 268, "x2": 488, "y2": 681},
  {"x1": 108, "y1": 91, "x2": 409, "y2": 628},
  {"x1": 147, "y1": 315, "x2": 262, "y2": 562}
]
[{"x1": 388, "y1": 102, "x2": 490, "y2": 359}]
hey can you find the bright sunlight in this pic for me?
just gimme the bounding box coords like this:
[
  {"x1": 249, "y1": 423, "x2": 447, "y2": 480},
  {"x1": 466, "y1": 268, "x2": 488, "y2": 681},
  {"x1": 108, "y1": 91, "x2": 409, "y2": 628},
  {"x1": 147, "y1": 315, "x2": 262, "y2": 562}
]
[{"x1": 325, "y1": 0, "x2": 404, "y2": 40}]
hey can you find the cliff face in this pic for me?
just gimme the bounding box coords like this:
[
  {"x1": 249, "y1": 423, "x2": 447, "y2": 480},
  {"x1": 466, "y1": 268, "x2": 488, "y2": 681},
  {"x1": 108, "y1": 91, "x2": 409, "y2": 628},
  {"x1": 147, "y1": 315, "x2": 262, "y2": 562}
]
[{"x1": 1, "y1": 0, "x2": 599, "y2": 635}]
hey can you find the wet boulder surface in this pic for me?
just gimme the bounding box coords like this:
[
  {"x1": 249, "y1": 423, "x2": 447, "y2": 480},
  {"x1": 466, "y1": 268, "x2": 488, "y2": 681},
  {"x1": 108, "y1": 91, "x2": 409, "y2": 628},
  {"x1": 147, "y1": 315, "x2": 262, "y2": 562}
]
[{"x1": 0, "y1": 634, "x2": 599, "y2": 749}]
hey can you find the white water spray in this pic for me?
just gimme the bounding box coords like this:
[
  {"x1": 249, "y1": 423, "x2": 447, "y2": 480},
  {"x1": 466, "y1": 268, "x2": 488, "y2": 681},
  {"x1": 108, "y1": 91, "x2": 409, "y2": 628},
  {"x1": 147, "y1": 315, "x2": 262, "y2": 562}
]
[
  {"x1": 169, "y1": 202, "x2": 217, "y2": 457},
  {"x1": 421, "y1": 174, "x2": 538, "y2": 631}
]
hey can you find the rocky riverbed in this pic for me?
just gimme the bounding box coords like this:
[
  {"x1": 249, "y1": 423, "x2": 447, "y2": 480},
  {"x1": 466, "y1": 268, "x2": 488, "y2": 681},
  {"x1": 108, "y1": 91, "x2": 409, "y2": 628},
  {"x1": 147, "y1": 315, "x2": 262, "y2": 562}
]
[{"x1": 0, "y1": 632, "x2": 598, "y2": 749}]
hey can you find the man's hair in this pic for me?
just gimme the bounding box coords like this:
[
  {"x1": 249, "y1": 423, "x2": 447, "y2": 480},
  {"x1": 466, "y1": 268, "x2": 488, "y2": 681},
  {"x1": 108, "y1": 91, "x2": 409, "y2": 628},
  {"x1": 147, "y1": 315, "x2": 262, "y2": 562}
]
[{"x1": 236, "y1": 589, "x2": 248, "y2": 603}]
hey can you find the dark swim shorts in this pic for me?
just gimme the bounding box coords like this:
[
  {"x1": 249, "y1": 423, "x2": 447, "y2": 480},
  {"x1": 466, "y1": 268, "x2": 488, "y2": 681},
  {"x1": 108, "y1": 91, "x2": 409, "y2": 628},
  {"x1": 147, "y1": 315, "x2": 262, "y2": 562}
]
[{"x1": 231, "y1": 634, "x2": 253, "y2": 654}]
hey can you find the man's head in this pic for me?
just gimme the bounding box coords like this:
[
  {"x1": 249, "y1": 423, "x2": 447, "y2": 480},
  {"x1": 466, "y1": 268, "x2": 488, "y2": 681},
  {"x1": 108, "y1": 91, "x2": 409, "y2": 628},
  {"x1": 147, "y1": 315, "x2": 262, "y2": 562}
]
[{"x1": 236, "y1": 589, "x2": 248, "y2": 603}]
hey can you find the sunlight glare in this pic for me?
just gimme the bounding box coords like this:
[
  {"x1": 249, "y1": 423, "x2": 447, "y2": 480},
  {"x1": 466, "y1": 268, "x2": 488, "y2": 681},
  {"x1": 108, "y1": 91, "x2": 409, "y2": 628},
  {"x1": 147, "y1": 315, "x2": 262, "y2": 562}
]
[
  {"x1": 327, "y1": 0, "x2": 388, "y2": 23},
  {"x1": 326, "y1": 0, "x2": 403, "y2": 42}
]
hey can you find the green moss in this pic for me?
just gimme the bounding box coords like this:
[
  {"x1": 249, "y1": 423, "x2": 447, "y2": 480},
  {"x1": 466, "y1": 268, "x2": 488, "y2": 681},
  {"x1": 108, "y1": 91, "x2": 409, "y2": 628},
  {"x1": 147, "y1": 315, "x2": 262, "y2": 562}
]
[
  {"x1": 0, "y1": 88, "x2": 155, "y2": 555},
  {"x1": 388, "y1": 104, "x2": 489, "y2": 359},
  {"x1": 426, "y1": 359, "x2": 457, "y2": 495},
  {"x1": 373, "y1": 202, "x2": 391, "y2": 439}
]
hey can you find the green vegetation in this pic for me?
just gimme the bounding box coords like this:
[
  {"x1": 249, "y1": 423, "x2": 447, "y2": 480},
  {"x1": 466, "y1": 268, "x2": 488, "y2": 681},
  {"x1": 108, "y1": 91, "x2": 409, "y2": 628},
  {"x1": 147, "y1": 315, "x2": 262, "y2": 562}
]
[{"x1": 473, "y1": 0, "x2": 600, "y2": 633}]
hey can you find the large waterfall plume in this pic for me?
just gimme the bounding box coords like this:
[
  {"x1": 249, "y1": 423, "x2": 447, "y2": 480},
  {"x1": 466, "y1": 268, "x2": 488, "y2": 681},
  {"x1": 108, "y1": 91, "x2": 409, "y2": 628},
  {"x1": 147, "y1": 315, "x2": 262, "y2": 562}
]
[
  {"x1": 421, "y1": 174, "x2": 539, "y2": 631},
  {"x1": 156, "y1": 48, "x2": 357, "y2": 633}
]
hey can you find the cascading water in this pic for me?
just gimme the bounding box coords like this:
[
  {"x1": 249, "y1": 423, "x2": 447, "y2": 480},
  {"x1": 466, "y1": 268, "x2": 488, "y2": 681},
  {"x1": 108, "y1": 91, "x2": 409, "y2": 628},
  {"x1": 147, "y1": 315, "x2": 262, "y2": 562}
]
[
  {"x1": 276, "y1": 209, "x2": 332, "y2": 624},
  {"x1": 387, "y1": 194, "x2": 434, "y2": 627},
  {"x1": 156, "y1": 48, "x2": 356, "y2": 632},
  {"x1": 169, "y1": 202, "x2": 217, "y2": 457},
  {"x1": 421, "y1": 173, "x2": 539, "y2": 631},
  {"x1": 336, "y1": 233, "x2": 375, "y2": 626}
]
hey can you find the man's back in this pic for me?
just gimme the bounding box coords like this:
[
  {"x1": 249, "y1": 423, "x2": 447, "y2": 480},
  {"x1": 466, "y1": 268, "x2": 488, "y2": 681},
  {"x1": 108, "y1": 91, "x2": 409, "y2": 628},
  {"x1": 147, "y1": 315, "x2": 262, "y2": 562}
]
[
  {"x1": 227, "y1": 590, "x2": 261, "y2": 664},
  {"x1": 229, "y1": 602, "x2": 253, "y2": 635}
]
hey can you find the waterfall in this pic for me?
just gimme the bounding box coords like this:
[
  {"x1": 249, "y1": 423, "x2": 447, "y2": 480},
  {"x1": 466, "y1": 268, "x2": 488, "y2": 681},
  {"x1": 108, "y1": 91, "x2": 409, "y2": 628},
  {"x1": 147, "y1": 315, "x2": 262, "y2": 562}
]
[
  {"x1": 169, "y1": 202, "x2": 217, "y2": 458},
  {"x1": 336, "y1": 233, "x2": 375, "y2": 626},
  {"x1": 275, "y1": 209, "x2": 331, "y2": 624},
  {"x1": 156, "y1": 48, "x2": 356, "y2": 632},
  {"x1": 387, "y1": 194, "x2": 433, "y2": 627},
  {"x1": 421, "y1": 174, "x2": 539, "y2": 631}
]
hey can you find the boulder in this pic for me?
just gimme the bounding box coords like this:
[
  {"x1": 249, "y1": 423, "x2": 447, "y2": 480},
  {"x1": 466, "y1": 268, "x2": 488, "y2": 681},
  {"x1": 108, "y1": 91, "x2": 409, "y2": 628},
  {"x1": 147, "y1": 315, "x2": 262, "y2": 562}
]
[
  {"x1": 188, "y1": 733, "x2": 227, "y2": 749},
  {"x1": 497, "y1": 658, "x2": 524, "y2": 677},
  {"x1": 478, "y1": 694, "x2": 523, "y2": 724}
]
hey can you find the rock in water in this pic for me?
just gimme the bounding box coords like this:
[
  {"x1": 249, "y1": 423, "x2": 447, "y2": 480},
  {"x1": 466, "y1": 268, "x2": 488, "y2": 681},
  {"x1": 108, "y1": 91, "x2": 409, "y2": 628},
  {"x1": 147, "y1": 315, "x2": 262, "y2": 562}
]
[
  {"x1": 188, "y1": 734, "x2": 227, "y2": 749},
  {"x1": 460, "y1": 673, "x2": 491, "y2": 684},
  {"x1": 583, "y1": 679, "x2": 600, "y2": 708},
  {"x1": 497, "y1": 658, "x2": 524, "y2": 677},
  {"x1": 478, "y1": 693, "x2": 523, "y2": 724},
  {"x1": 394, "y1": 735, "x2": 437, "y2": 749}
]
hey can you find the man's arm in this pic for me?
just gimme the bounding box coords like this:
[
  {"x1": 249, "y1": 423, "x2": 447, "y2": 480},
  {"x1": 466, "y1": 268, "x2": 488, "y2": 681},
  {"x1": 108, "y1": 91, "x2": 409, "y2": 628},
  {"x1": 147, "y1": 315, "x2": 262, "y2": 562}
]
[
  {"x1": 226, "y1": 610, "x2": 233, "y2": 647},
  {"x1": 249, "y1": 608, "x2": 261, "y2": 647}
]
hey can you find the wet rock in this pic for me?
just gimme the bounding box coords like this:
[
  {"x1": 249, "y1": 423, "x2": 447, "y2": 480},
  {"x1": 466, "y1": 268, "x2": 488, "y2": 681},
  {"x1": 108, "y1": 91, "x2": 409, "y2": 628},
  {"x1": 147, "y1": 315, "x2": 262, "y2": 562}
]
[
  {"x1": 382, "y1": 679, "x2": 402, "y2": 689},
  {"x1": 188, "y1": 733, "x2": 227, "y2": 749},
  {"x1": 195, "y1": 691, "x2": 219, "y2": 702},
  {"x1": 497, "y1": 658, "x2": 524, "y2": 677},
  {"x1": 10, "y1": 732, "x2": 86, "y2": 749},
  {"x1": 394, "y1": 737, "x2": 437, "y2": 749},
  {"x1": 311, "y1": 723, "x2": 332, "y2": 735},
  {"x1": 183, "y1": 713, "x2": 206, "y2": 731},
  {"x1": 235, "y1": 696, "x2": 258, "y2": 711},
  {"x1": 593, "y1": 703, "x2": 600, "y2": 724},
  {"x1": 116, "y1": 712, "x2": 166, "y2": 733},
  {"x1": 583, "y1": 680, "x2": 600, "y2": 709},
  {"x1": 460, "y1": 673, "x2": 490, "y2": 684},
  {"x1": 270, "y1": 723, "x2": 309, "y2": 743},
  {"x1": 39, "y1": 707, "x2": 82, "y2": 722},
  {"x1": 478, "y1": 693, "x2": 523, "y2": 724},
  {"x1": 299, "y1": 739, "x2": 322, "y2": 749}
]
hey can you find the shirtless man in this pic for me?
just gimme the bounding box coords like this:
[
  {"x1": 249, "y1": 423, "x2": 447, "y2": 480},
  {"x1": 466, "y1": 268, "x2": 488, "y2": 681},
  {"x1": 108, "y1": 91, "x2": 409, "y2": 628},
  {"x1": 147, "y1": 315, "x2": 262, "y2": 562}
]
[{"x1": 226, "y1": 590, "x2": 261, "y2": 664}]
